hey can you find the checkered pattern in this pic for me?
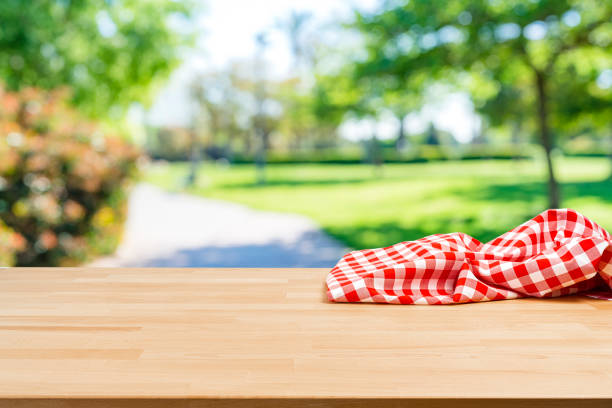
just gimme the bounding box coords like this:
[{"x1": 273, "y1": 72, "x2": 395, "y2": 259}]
[{"x1": 326, "y1": 209, "x2": 612, "y2": 304}]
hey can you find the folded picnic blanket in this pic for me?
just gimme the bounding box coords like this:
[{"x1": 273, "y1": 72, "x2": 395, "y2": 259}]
[{"x1": 326, "y1": 209, "x2": 612, "y2": 304}]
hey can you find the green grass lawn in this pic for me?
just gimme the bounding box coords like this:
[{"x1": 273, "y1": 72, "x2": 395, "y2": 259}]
[{"x1": 143, "y1": 157, "x2": 612, "y2": 251}]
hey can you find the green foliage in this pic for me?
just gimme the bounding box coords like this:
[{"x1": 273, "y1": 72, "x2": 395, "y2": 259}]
[
  {"x1": 552, "y1": 50, "x2": 612, "y2": 134},
  {"x1": 347, "y1": 0, "x2": 612, "y2": 206},
  {"x1": 147, "y1": 127, "x2": 195, "y2": 161},
  {"x1": 352, "y1": 0, "x2": 612, "y2": 125},
  {"x1": 273, "y1": 76, "x2": 350, "y2": 151},
  {"x1": 0, "y1": 0, "x2": 195, "y2": 118},
  {"x1": 190, "y1": 68, "x2": 255, "y2": 152},
  {"x1": 229, "y1": 144, "x2": 531, "y2": 164},
  {"x1": 0, "y1": 86, "x2": 139, "y2": 266}
]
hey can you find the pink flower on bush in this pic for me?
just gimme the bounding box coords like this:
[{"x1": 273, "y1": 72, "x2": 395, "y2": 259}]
[
  {"x1": 10, "y1": 233, "x2": 26, "y2": 252},
  {"x1": 0, "y1": 85, "x2": 139, "y2": 265},
  {"x1": 63, "y1": 200, "x2": 85, "y2": 221},
  {"x1": 36, "y1": 230, "x2": 58, "y2": 251}
]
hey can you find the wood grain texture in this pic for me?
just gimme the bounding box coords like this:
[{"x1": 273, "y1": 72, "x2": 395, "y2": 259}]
[
  {"x1": 0, "y1": 267, "x2": 611, "y2": 408},
  {"x1": 1, "y1": 400, "x2": 611, "y2": 408}
]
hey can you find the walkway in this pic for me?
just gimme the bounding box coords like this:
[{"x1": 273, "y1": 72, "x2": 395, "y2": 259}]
[{"x1": 91, "y1": 184, "x2": 348, "y2": 267}]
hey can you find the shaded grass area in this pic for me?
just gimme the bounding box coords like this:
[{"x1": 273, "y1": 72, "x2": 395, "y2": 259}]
[{"x1": 144, "y1": 158, "x2": 612, "y2": 250}]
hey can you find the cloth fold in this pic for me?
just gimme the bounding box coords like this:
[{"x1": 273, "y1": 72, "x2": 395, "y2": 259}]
[{"x1": 326, "y1": 209, "x2": 612, "y2": 304}]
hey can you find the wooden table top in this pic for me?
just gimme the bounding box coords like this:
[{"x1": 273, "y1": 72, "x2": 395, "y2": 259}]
[{"x1": 1, "y1": 267, "x2": 611, "y2": 407}]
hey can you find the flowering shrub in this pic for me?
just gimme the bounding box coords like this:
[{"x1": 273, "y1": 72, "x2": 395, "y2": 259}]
[
  {"x1": 0, "y1": 87, "x2": 139, "y2": 266},
  {"x1": 0, "y1": 219, "x2": 25, "y2": 266}
]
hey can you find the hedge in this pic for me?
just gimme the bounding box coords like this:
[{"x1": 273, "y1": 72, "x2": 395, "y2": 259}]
[
  {"x1": 0, "y1": 87, "x2": 139, "y2": 266},
  {"x1": 229, "y1": 144, "x2": 533, "y2": 165}
]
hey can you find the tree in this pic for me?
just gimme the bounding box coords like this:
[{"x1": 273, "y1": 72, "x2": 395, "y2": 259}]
[
  {"x1": 190, "y1": 68, "x2": 253, "y2": 153},
  {"x1": 352, "y1": 0, "x2": 612, "y2": 208},
  {"x1": 275, "y1": 10, "x2": 317, "y2": 151},
  {"x1": 254, "y1": 32, "x2": 269, "y2": 185},
  {"x1": 382, "y1": 88, "x2": 421, "y2": 151},
  {"x1": 277, "y1": 10, "x2": 313, "y2": 71},
  {"x1": 550, "y1": 51, "x2": 612, "y2": 175},
  {"x1": 0, "y1": 0, "x2": 195, "y2": 118},
  {"x1": 467, "y1": 61, "x2": 535, "y2": 149}
]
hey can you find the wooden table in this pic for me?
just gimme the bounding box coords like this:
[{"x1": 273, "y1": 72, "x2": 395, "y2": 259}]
[{"x1": 0, "y1": 268, "x2": 611, "y2": 408}]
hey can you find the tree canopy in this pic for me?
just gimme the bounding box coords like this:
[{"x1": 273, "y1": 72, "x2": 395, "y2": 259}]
[
  {"x1": 0, "y1": 0, "x2": 195, "y2": 118},
  {"x1": 349, "y1": 0, "x2": 612, "y2": 207}
]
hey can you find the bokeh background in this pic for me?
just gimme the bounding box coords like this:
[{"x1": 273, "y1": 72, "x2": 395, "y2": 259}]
[{"x1": 1, "y1": 0, "x2": 612, "y2": 267}]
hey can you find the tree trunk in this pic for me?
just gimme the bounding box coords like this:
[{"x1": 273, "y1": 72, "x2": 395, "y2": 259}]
[
  {"x1": 425, "y1": 123, "x2": 440, "y2": 145},
  {"x1": 534, "y1": 70, "x2": 560, "y2": 208},
  {"x1": 511, "y1": 120, "x2": 522, "y2": 161},
  {"x1": 255, "y1": 129, "x2": 266, "y2": 185},
  {"x1": 186, "y1": 130, "x2": 201, "y2": 187},
  {"x1": 608, "y1": 122, "x2": 612, "y2": 179},
  {"x1": 370, "y1": 132, "x2": 383, "y2": 178},
  {"x1": 254, "y1": 32, "x2": 268, "y2": 185},
  {"x1": 395, "y1": 115, "x2": 406, "y2": 152}
]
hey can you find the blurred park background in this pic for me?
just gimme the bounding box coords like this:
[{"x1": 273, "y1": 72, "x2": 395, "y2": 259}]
[{"x1": 1, "y1": 0, "x2": 612, "y2": 267}]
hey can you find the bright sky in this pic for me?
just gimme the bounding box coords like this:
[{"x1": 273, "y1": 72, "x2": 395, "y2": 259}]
[
  {"x1": 147, "y1": 0, "x2": 480, "y2": 143},
  {"x1": 196, "y1": 0, "x2": 378, "y2": 71}
]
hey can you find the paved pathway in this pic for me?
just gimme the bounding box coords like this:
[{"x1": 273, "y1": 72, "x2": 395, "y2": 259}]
[{"x1": 91, "y1": 184, "x2": 348, "y2": 267}]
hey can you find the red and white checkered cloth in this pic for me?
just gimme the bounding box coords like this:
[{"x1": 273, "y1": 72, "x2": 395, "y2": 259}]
[{"x1": 326, "y1": 209, "x2": 612, "y2": 304}]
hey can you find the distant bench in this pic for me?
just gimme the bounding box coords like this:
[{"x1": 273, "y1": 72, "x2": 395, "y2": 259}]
[{"x1": 0, "y1": 267, "x2": 611, "y2": 408}]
